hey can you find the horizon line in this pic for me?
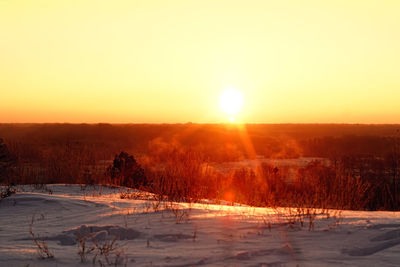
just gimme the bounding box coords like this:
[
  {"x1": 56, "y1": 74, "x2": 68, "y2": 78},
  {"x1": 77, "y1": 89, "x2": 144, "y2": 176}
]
[{"x1": 1, "y1": 122, "x2": 400, "y2": 126}]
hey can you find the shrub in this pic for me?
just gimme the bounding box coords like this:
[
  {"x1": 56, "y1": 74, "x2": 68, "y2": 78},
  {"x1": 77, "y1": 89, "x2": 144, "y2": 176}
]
[
  {"x1": 0, "y1": 138, "x2": 16, "y2": 185},
  {"x1": 106, "y1": 152, "x2": 147, "y2": 189}
]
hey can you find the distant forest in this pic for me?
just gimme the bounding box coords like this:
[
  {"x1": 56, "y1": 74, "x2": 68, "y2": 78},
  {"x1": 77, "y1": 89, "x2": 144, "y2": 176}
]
[
  {"x1": 1, "y1": 123, "x2": 400, "y2": 210},
  {"x1": 1, "y1": 123, "x2": 399, "y2": 161}
]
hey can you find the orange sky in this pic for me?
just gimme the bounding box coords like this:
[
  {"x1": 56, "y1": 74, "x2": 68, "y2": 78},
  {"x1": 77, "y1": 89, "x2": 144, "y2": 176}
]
[{"x1": 1, "y1": 0, "x2": 400, "y2": 123}]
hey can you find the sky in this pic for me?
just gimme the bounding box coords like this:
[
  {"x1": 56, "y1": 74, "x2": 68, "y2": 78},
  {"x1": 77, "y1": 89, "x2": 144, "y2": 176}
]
[{"x1": 1, "y1": 0, "x2": 400, "y2": 123}]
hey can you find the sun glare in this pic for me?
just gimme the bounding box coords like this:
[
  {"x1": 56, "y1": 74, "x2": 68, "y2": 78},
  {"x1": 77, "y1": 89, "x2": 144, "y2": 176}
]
[{"x1": 219, "y1": 89, "x2": 243, "y2": 122}]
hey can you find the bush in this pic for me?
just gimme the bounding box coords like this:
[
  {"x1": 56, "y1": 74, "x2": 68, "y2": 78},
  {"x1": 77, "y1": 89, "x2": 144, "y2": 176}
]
[
  {"x1": 0, "y1": 138, "x2": 16, "y2": 184},
  {"x1": 106, "y1": 152, "x2": 147, "y2": 189}
]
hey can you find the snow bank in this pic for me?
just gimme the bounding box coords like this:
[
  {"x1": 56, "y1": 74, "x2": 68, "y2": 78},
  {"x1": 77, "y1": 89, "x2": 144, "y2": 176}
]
[{"x1": 0, "y1": 184, "x2": 399, "y2": 266}]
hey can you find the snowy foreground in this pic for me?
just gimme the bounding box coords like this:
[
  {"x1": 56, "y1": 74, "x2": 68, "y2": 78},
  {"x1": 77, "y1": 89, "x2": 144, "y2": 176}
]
[{"x1": 1, "y1": 185, "x2": 400, "y2": 267}]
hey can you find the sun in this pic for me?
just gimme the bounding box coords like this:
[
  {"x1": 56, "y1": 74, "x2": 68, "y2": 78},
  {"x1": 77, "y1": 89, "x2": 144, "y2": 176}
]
[{"x1": 219, "y1": 88, "x2": 243, "y2": 122}]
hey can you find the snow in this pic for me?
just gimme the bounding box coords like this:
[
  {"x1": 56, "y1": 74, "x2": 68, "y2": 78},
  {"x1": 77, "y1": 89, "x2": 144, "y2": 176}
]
[{"x1": 1, "y1": 184, "x2": 400, "y2": 266}]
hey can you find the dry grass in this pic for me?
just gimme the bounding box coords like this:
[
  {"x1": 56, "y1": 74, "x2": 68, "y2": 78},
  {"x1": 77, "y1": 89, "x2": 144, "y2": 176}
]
[
  {"x1": 0, "y1": 186, "x2": 16, "y2": 200},
  {"x1": 76, "y1": 233, "x2": 94, "y2": 263},
  {"x1": 165, "y1": 202, "x2": 190, "y2": 224},
  {"x1": 29, "y1": 214, "x2": 54, "y2": 259},
  {"x1": 91, "y1": 235, "x2": 126, "y2": 267}
]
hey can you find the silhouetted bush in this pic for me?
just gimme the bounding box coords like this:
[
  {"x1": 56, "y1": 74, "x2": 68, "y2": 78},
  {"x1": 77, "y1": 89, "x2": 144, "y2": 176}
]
[
  {"x1": 0, "y1": 138, "x2": 16, "y2": 184},
  {"x1": 143, "y1": 146, "x2": 219, "y2": 202},
  {"x1": 106, "y1": 152, "x2": 147, "y2": 189}
]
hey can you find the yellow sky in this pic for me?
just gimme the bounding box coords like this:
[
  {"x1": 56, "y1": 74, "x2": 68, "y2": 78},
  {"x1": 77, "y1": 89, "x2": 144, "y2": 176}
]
[{"x1": 1, "y1": 0, "x2": 400, "y2": 123}]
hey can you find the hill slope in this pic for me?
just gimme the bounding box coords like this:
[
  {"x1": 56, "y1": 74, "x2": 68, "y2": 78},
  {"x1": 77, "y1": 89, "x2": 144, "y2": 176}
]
[{"x1": 1, "y1": 185, "x2": 400, "y2": 266}]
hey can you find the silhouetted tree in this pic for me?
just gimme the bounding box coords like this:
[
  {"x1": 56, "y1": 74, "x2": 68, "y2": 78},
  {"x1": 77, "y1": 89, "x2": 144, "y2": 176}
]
[
  {"x1": 0, "y1": 138, "x2": 16, "y2": 184},
  {"x1": 106, "y1": 152, "x2": 147, "y2": 188}
]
